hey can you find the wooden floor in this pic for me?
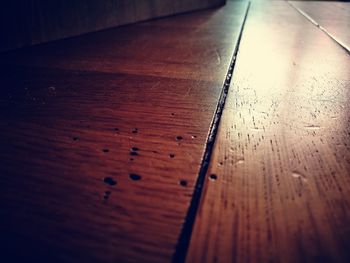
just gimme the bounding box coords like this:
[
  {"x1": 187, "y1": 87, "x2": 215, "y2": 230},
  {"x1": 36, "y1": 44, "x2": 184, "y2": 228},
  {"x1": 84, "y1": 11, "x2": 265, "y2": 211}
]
[
  {"x1": 289, "y1": 1, "x2": 350, "y2": 52},
  {"x1": 187, "y1": 1, "x2": 350, "y2": 262},
  {"x1": 0, "y1": 1, "x2": 349, "y2": 263}
]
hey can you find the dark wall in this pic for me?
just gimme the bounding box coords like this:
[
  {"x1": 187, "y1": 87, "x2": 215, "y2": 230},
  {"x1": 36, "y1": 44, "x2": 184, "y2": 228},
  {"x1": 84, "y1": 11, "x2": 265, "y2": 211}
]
[{"x1": 0, "y1": 0, "x2": 226, "y2": 52}]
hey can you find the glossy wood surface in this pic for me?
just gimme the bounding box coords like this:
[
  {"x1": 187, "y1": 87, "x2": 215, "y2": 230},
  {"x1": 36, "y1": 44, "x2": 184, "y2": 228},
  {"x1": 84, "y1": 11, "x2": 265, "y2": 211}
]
[
  {"x1": 0, "y1": 2, "x2": 248, "y2": 263},
  {"x1": 187, "y1": 1, "x2": 350, "y2": 263},
  {"x1": 0, "y1": 0, "x2": 225, "y2": 52},
  {"x1": 289, "y1": 1, "x2": 350, "y2": 52}
]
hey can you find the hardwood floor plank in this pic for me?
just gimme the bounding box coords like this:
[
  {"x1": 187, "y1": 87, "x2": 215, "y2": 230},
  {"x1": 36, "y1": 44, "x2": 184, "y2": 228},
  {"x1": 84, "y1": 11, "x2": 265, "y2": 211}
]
[
  {"x1": 0, "y1": 0, "x2": 225, "y2": 52},
  {"x1": 187, "y1": 1, "x2": 350, "y2": 263},
  {"x1": 0, "y1": 3, "x2": 245, "y2": 81},
  {"x1": 0, "y1": 2, "x2": 248, "y2": 263},
  {"x1": 289, "y1": 1, "x2": 350, "y2": 53}
]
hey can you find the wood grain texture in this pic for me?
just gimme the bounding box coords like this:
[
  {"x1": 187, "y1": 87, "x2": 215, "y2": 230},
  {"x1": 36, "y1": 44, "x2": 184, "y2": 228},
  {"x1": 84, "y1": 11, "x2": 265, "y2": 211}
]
[
  {"x1": 1, "y1": 4, "x2": 243, "y2": 82},
  {"x1": 0, "y1": 0, "x2": 225, "y2": 52},
  {"x1": 0, "y1": 2, "x2": 247, "y2": 263},
  {"x1": 187, "y1": 1, "x2": 350, "y2": 263},
  {"x1": 289, "y1": 1, "x2": 350, "y2": 52}
]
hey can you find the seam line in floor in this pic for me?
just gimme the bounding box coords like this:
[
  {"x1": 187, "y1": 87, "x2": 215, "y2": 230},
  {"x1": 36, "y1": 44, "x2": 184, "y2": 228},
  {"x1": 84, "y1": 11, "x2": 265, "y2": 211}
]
[
  {"x1": 287, "y1": 1, "x2": 350, "y2": 55},
  {"x1": 172, "y1": 2, "x2": 251, "y2": 263}
]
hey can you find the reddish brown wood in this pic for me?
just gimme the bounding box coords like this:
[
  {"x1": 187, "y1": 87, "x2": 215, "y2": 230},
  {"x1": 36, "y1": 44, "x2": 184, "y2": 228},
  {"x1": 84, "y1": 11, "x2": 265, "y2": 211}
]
[
  {"x1": 0, "y1": 3, "x2": 244, "y2": 82},
  {"x1": 187, "y1": 1, "x2": 350, "y2": 263},
  {"x1": 0, "y1": 2, "x2": 248, "y2": 263},
  {"x1": 289, "y1": 1, "x2": 350, "y2": 52},
  {"x1": 0, "y1": 0, "x2": 226, "y2": 52}
]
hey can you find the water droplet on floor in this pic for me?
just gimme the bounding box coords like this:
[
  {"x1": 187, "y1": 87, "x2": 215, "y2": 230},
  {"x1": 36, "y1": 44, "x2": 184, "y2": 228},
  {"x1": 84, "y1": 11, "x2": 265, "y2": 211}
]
[
  {"x1": 131, "y1": 147, "x2": 139, "y2": 151},
  {"x1": 129, "y1": 173, "x2": 141, "y2": 181},
  {"x1": 132, "y1": 128, "x2": 138, "y2": 134},
  {"x1": 169, "y1": 154, "x2": 175, "y2": 158},
  {"x1": 102, "y1": 149, "x2": 109, "y2": 153},
  {"x1": 179, "y1": 180, "x2": 187, "y2": 187},
  {"x1": 209, "y1": 174, "x2": 217, "y2": 180},
  {"x1": 103, "y1": 191, "x2": 111, "y2": 200},
  {"x1": 176, "y1": 136, "x2": 183, "y2": 141},
  {"x1": 191, "y1": 135, "x2": 197, "y2": 139},
  {"x1": 72, "y1": 137, "x2": 79, "y2": 141},
  {"x1": 130, "y1": 151, "x2": 138, "y2": 156},
  {"x1": 103, "y1": 177, "x2": 116, "y2": 186}
]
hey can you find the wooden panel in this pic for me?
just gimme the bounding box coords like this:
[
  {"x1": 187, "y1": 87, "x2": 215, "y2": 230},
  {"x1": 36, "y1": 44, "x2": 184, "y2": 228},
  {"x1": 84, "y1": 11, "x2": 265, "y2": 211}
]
[
  {"x1": 187, "y1": 1, "x2": 350, "y2": 263},
  {"x1": 289, "y1": 1, "x2": 350, "y2": 52},
  {"x1": 30, "y1": 0, "x2": 227, "y2": 45},
  {"x1": 0, "y1": 0, "x2": 225, "y2": 52},
  {"x1": 0, "y1": 4, "x2": 243, "y2": 81},
  {"x1": 0, "y1": 2, "x2": 248, "y2": 263}
]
